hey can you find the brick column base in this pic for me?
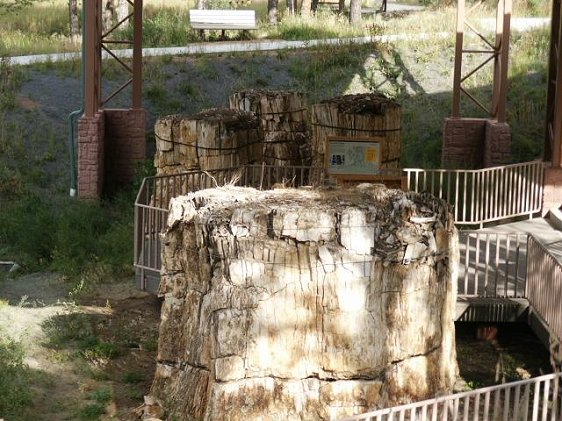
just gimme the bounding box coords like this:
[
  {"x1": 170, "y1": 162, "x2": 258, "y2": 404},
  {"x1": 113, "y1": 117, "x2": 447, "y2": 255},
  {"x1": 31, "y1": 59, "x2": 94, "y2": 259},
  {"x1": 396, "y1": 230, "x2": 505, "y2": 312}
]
[
  {"x1": 543, "y1": 166, "x2": 562, "y2": 215},
  {"x1": 442, "y1": 118, "x2": 511, "y2": 169},
  {"x1": 104, "y1": 109, "x2": 146, "y2": 191},
  {"x1": 484, "y1": 121, "x2": 511, "y2": 167},
  {"x1": 78, "y1": 113, "x2": 105, "y2": 200},
  {"x1": 442, "y1": 118, "x2": 486, "y2": 168}
]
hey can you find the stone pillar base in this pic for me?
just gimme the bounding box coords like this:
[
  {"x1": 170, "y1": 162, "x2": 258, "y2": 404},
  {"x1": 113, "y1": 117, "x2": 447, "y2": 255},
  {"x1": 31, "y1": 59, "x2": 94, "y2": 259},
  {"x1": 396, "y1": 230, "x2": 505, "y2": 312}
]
[{"x1": 78, "y1": 113, "x2": 105, "y2": 200}]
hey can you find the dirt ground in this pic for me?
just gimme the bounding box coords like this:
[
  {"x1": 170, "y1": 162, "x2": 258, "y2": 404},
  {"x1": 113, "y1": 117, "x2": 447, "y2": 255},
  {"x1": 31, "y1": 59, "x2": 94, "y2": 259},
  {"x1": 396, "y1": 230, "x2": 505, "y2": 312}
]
[{"x1": 0, "y1": 272, "x2": 161, "y2": 420}]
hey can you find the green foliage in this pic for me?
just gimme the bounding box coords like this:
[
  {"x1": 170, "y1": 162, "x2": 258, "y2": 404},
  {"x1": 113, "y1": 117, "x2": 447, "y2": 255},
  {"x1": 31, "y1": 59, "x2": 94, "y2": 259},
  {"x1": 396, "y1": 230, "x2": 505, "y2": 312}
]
[
  {"x1": 79, "y1": 402, "x2": 106, "y2": 420},
  {"x1": 42, "y1": 312, "x2": 123, "y2": 366},
  {"x1": 272, "y1": 12, "x2": 364, "y2": 40},
  {"x1": 0, "y1": 194, "x2": 134, "y2": 276},
  {"x1": 135, "y1": 8, "x2": 192, "y2": 47},
  {"x1": 0, "y1": 333, "x2": 33, "y2": 418},
  {"x1": 0, "y1": 0, "x2": 46, "y2": 14},
  {"x1": 123, "y1": 370, "x2": 145, "y2": 383},
  {"x1": 87, "y1": 386, "x2": 112, "y2": 404},
  {"x1": 42, "y1": 312, "x2": 98, "y2": 349}
]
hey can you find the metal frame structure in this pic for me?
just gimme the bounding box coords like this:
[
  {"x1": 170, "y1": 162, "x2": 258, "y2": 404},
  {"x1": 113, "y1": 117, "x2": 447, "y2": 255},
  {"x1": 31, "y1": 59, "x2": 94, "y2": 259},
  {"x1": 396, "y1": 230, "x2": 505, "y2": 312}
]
[
  {"x1": 84, "y1": 0, "x2": 143, "y2": 117},
  {"x1": 452, "y1": 0, "x2": 512, "y2": 122}
]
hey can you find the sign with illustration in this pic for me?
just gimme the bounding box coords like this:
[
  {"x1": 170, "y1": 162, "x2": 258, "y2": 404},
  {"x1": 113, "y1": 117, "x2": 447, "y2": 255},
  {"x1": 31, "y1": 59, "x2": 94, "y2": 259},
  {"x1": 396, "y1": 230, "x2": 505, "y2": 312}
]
[{"x1": 325, "y1": 136, "x2": 382, "y2": 177}]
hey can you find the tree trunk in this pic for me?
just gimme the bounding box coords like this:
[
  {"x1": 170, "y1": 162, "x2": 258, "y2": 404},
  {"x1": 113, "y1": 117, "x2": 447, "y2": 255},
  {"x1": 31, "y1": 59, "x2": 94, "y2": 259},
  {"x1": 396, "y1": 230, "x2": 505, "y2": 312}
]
[
  {"x1": 103, "y1": 0, "x2": 115, "y2": 33},
  {"x1": 300, "y1": 0, "x2": 311, "y2": 16},
  {"x1": 349, "y1": 0, "x2": 361, "y2": 24},
  {"x1": 338, "y1": 0, "x2": 345, "y2": 13},
  {"x1": 197, "y1": 0, "x2": 206, "y2": 9},
  {"x1": 116, "y1": 0, "x2": 129, "y2": 23},
  {"x1": 267, "y1": 0, "x2": 278, "y2": 24},
  {"x1": 286, "y1": 0, "x2": 295, "y2": 14},
  {"x1": 69, "y1": 0, "x2": 80, "y2": 38}
]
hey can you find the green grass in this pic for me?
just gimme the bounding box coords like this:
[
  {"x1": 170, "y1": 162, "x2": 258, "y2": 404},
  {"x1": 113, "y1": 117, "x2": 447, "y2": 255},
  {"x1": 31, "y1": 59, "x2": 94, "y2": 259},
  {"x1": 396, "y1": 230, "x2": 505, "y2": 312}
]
[
  {"x1": 42, "y1": 312, "x2": 124, "y2": 364},
  {"x1": 0, "y1": 332, "x2": 33, "y2": 419}
]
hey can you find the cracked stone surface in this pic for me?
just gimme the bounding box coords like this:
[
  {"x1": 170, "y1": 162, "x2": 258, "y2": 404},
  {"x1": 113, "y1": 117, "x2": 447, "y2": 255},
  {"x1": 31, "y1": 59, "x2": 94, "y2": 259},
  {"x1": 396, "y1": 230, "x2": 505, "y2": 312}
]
[{"x1": 151, "y1": 184, "x2": 459, "y2": 420}]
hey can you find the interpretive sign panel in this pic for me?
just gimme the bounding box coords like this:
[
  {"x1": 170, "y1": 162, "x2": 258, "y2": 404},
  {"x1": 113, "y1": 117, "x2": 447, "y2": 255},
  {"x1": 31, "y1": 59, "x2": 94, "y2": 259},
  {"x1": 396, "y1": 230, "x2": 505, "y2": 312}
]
[{"x1": 325, "y1": 136, "x2": 382, "y2": 177}]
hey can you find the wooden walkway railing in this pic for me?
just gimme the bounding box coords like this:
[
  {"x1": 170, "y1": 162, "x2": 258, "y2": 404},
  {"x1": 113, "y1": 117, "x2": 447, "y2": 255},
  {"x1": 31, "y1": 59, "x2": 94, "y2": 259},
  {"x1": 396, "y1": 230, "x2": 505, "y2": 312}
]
[
  {"x1": 339, "y1": 372, "x2": 562, "y2": 421},
  {"x1": 405, "y1": 161, "x2": 544, "y2": 227}
]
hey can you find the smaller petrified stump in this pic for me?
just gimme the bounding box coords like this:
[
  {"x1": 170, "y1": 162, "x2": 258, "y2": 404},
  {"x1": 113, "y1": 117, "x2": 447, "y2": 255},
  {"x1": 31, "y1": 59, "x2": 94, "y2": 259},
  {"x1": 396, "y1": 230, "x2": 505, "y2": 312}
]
[
  {"x1": 151, "y1": 184, "x2": 459, "y2": 421},
  {"x1": 154, "y1": 108, "x2": 261, "y2": 175},
  {"x1": 230, "y1": 89, "x2": 311, "y2": 166},
  {"x1": 311, "y1": 93, "x2": 401, "y2": 170}
]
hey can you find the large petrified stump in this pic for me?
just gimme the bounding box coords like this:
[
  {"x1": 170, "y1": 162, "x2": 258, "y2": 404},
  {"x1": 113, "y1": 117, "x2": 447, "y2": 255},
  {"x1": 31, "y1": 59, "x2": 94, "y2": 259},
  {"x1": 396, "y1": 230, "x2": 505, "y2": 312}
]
[
  {"x1": 230, "y1": 89, "x2": 311, "y2": 166},
  {"x1": 154, "y1": 109, "x2": 261, "y2": 175},
  {"x1": 311, "y1": 93, "x2": 401, "y2": 170},
  {"x1": 152, "y1": 185, "x2": 459, "y2": 420}
]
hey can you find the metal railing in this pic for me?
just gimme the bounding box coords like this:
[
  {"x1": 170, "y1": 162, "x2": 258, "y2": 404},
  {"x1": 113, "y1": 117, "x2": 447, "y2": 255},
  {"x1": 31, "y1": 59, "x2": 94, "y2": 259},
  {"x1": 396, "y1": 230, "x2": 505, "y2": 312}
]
[
  {"x1": 405, "y1": 161, "x2": 544, "y2": 227},
  {"x1": 135, "y1": 162, "x2": 546, "y2": 280},
  {"x1": 527, "y1": 235, "x2": 562, "y2": 342},
  {"x1": 340, "y1": 372, "x2": 562, "y2": 421},
  {"x1": 134, "y1": 165, "x2": 321, "y2": 280},
  {"x1": 458, "y1": 231, "x2": 528, "y2": 298}
]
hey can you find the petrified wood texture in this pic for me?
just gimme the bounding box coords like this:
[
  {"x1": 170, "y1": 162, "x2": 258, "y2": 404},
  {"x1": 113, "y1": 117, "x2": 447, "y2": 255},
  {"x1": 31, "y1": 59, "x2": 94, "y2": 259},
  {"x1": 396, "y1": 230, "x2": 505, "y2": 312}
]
[
  {"x1": 229, "y1": 89, "x2": 311, "y2": 166},
  {"x1": 152, "y1": 185, "x2": 459, "y2": 420},
  {"x1": 154, "y1": 109, "x2": 261, "y2": 175},
  {"x1": 311, "y1": 93, "x2": 402, "y2": 170}
]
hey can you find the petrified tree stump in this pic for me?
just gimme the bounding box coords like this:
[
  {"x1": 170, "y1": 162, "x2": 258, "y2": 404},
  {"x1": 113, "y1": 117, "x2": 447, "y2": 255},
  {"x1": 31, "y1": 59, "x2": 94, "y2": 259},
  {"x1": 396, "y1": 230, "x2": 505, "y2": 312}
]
[
  {"x1": 153, "y1": 109, "x2": 261, "y2": 176},
  {"x1": 311, "y1": 93, "x2": 401, "y2": 170},
  {"x1": 230, "y1": 89, "x2": 311, "y2": 166},
  {"x1": 151, "y1": 185, "x2": 458, "y2": 420}
]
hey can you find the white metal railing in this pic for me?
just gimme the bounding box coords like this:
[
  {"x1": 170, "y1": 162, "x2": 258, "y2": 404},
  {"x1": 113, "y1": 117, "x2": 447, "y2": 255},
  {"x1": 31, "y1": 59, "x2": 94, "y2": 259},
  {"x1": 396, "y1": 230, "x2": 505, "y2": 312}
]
[
  {"x1": 526, "y1": 235, "x2": 562, "y2": 342},
  {"x1": 134, "y1": 165, "x2": 321, "y2": 278},
  {"x1": 458, "y1": 231, "x2": 528, "y2": 298},
  {"x1": 339, "y1": 372, "x2": 562, "y2": 421},
  {"x1": 405, "y1": 161, "x2": 544, "y2": 227}
]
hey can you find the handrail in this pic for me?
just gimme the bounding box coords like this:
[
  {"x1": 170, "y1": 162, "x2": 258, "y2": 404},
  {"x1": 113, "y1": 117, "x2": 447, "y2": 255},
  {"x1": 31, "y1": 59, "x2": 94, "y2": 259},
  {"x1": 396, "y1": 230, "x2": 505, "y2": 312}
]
[
  {"x1": 134, "y1": 164, "x2": 322, "y2": 276},
  {"x1": 458, "y1": 231, "x2": 528, "y2": 298},
  {"x1": 339, "y1": 372, "x2": 562, "y2": 421},
  {"x1": 405, "y1": 160, "x2": 544, "y2": 227},
  {"x1": 526, "y1": 235, "x2": 562, "y2": 342}
]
